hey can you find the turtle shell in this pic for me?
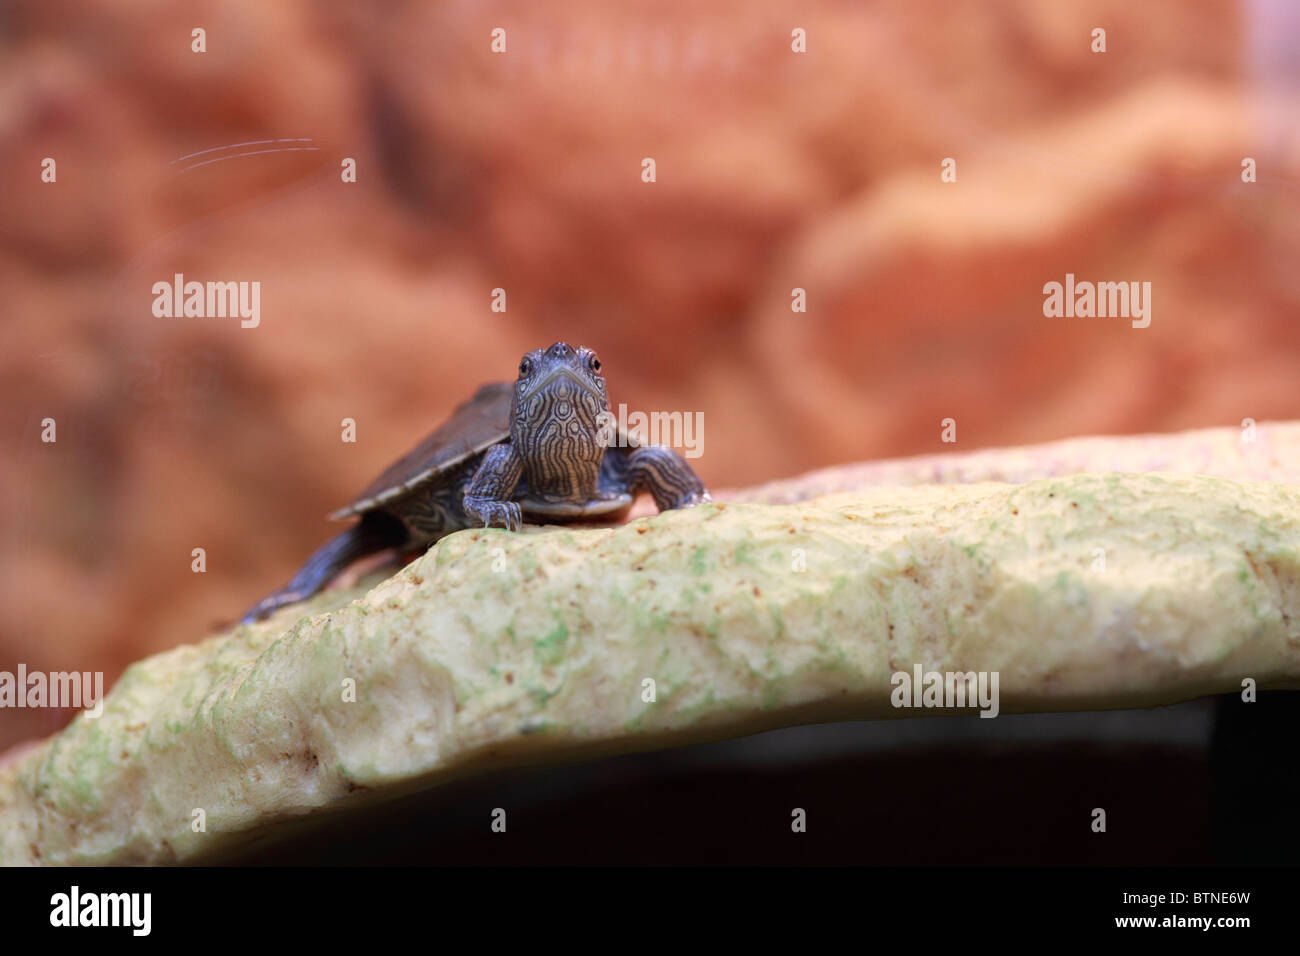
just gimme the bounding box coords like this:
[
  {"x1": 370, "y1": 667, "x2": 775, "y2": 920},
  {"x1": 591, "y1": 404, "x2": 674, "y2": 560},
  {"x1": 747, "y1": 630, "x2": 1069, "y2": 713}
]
[
  {"x1": 328, "y1": 382, "x2": 513, "y2": 520},
  {"x1": 328, "y1": 381, "x2": 648, "y2": 521}
]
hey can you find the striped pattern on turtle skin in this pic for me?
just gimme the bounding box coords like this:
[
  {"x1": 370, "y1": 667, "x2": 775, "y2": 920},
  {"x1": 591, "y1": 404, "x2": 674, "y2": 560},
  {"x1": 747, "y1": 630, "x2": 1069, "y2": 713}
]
[
  {"x1": 622, "y1": 445, "x2": 710, "y2": 511},
  {"x1": 240, "y1": 341, "x2": 710, "y2": 623},
  {"x1": 385, "y1": 457, "x2": 479, "y2": 543},
  {"x1": 513, "y1": 364, "x2": 606, "y2": 504}
]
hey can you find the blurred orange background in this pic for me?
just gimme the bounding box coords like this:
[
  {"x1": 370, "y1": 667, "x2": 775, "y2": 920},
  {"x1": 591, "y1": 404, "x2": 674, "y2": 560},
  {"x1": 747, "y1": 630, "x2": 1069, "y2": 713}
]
[{"x1": 2, "y1": 0, "x2": 1298, "y2": 749}]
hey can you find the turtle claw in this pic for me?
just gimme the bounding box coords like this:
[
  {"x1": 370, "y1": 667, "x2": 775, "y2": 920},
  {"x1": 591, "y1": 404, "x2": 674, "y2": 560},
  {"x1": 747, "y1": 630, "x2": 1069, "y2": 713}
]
[{"x1": 464, "y1": 496, "x2": 522, "y2": 532}]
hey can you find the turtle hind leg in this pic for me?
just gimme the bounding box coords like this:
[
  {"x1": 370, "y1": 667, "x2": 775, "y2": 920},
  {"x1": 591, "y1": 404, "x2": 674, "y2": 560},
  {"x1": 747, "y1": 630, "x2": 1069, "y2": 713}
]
[{"x1": 240, "y1": 511, "x2": 408, "y2": 624}]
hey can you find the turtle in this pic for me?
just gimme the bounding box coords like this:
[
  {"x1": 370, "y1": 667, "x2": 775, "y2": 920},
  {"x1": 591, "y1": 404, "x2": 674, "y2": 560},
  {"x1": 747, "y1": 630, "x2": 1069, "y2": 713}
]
[{"x1": 241, "y1": 341, "x2": 711, "y2": 622}]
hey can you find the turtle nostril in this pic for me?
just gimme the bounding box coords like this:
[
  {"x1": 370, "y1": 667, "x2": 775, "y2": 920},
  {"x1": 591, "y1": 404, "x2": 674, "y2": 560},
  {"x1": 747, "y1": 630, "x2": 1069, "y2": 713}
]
[{"x1": 549, "y1": 342, "x2": 572, "y2": 358}]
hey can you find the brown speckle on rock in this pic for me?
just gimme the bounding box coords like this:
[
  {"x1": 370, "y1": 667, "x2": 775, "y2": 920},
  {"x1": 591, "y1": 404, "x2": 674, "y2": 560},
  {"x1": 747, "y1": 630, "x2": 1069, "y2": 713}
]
[{"x1": 505, "y1": 672, "x2": 514, "y2": 684}]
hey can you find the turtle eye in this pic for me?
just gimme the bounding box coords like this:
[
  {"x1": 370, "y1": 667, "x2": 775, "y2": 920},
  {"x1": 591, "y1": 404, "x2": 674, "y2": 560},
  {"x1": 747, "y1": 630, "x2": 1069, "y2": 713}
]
[
  {"x1": 588, "y1": 355, "x2": 601, "y2": 373},
  {"x1": 519, "y1": 358, "x2": 532, "y2": 377}
]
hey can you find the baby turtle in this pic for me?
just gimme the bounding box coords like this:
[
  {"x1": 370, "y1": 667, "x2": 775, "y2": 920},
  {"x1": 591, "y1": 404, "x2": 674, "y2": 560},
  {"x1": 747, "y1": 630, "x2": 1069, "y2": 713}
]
[{"x1": 242, "y1": 342, "x2": 710, "y2": 622}]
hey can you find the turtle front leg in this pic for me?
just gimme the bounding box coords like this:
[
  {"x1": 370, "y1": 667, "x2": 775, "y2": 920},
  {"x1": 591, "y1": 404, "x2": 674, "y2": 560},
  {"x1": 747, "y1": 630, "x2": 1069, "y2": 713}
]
[
  {"x1": 624, "y1": 446, "x2": 711, "y2": 511},
  {"x1": 464, "y1": 443, "x2": 525, "y2": 530}
]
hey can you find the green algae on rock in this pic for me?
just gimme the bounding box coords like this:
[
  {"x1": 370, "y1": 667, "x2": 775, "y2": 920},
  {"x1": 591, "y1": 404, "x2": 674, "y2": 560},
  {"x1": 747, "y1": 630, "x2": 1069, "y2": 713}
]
[{"x1": 3, "y1": 471, "x2": 1300, "y2": 864}]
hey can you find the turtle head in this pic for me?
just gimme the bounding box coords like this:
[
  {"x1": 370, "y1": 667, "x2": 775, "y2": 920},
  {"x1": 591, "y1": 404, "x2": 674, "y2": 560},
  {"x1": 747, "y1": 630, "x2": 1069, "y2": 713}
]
[{"x1": 511, "y1": 343, "x2": 610, "y2": 469}]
